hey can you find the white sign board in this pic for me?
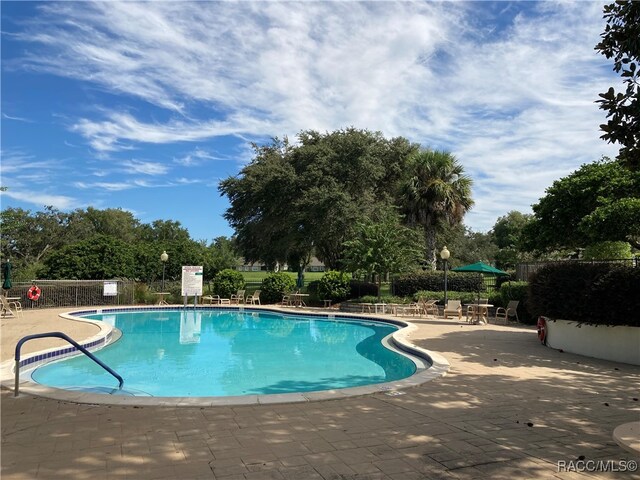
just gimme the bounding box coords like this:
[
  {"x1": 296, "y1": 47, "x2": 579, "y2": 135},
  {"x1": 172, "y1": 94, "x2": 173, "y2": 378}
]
[
  {"x1": 103, "y1": 281, "x2": 118, "y2": 297},
  {"x1": 181, "y1": 266, "x2": 203, "y2": 296}
]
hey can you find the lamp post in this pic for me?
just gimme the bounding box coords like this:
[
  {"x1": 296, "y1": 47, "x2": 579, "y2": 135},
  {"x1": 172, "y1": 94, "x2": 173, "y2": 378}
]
[
  {"x1": 160, "y1": 251, "x2": 168, "y2": 292},
  {"x1": 440, "y1": 246, "x2": 450, "y2": 306}
]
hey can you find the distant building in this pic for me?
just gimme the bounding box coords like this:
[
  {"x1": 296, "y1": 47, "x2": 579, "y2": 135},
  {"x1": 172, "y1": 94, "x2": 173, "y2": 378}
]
[{"x1": 235, "y1": 257, "x2": 325, "y2": 272}]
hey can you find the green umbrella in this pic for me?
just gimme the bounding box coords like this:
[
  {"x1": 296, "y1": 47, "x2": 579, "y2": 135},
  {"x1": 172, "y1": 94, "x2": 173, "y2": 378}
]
[
  {"x1": 452, "y1": 261, "x2": 509, "y2": 276},
  {"x1": 2, "y1": 260, "x2": 12, "y2": 291},
  {"x1": 452, "y1": 261, "x2": 509, "y2": 303}
]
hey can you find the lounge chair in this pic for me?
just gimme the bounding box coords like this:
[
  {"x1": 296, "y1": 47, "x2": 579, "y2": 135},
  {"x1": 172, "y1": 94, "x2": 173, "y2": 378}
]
[
  {"x1": 443, "y1": 300, "x2": 462, "y2": 320},
  {"x1": 201, "y1": 295, "x2": 226, "y2": 305},
  {"x1": 1, "y1": 296, "x2": 23, "y2": 318},
  {"x1": 230, "y1": 290, "x2": 245, "y2": 304},
  {"x1": 495, "y1": 300, "x2": 520, "y2": 324},
  {"x1": 246, "y1": 290, "x2": 261, "y2": 305}
]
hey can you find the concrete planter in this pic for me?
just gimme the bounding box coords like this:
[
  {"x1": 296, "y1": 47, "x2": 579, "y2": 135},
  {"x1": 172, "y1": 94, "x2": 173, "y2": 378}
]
[{"x1": 545, "y1": 319, "x2": 640, "y2": 365}]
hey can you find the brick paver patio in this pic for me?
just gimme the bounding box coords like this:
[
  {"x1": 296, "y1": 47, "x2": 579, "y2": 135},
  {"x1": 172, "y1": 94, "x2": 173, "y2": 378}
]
[{"x1": 1, "y1": 308, "x2": 638, "y2": 479}]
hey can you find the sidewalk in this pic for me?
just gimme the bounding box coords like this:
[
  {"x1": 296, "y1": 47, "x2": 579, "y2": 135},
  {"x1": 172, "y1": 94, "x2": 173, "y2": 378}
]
[{"x1": 2, "y1": 308, "x2": 639, "y2": 479}]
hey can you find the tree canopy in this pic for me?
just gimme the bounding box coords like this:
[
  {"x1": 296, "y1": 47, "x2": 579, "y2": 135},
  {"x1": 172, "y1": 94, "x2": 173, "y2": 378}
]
[
  {"x1": 219, "y1": 128, "x2": 420, "y2": 270},
  {"x1": 343, "y1": 209, "x2": 423, "y2": 293},
  {"x1": 490, "y1": 211, "x2": 534, "y2": 269},
  {"x1": 595, "y1": 0, "x2": 640, "y2": 170},
  {"x1": 1, "y1": 206, "x2": 238, "y2": 281},
  {"x1": 523, "y1": 158, "x2": 640, "y2": 252}
]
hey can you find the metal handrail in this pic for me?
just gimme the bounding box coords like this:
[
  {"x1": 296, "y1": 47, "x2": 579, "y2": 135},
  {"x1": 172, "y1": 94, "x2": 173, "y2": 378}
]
[{"x1": 14, "y1": 331, "x2": 123, "y2": 397}]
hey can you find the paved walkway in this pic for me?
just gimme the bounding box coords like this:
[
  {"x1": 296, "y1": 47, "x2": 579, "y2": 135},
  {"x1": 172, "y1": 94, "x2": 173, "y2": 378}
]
[{"x1": 2, "y1": 308, "x2": 639, "y2": 479}]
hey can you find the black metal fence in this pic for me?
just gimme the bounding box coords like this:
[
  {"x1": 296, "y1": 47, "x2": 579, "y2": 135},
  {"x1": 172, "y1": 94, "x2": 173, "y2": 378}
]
[
  {"x1": 516, "y1": 258, "x2": 638, "y2": 281},
  {"x1": 3, "y1": 279, "x2": 135, "y2": 309}
]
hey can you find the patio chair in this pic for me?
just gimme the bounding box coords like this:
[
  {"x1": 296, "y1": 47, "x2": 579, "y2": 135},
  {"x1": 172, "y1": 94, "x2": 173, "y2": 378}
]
[
  {"x1": 201, "y1": 295, "x2": 229, "y2": 305},
  {"x1": 420, "y1": 299, "x2": 439, "y2": 316},
  {"x1": 230, "y1": 290, "x2": 245, "y2": 304},
  {"x1": 495, "y1": 300, "x2": 520, "y2": 324},
  {"x1": 1, "y1": 296, "x2": 23, "y2": 318},
  {"x1": 397, "y1": 302, "x2": 420, "y2": 316},
  {"x1": 281, "y1": 294, "x2": 292, "y2": 306},
  {"x1": 246, "y1": 290, "x2": 261, "y2": 305},
  {"x1": 443, "y1": 300, "x2": 462, "y2": 320}
]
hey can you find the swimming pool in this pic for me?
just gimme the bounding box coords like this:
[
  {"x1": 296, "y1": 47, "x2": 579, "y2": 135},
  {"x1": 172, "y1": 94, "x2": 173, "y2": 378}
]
[{"x1": 31, "y1": 309, "x2": 421, "y2": 397}]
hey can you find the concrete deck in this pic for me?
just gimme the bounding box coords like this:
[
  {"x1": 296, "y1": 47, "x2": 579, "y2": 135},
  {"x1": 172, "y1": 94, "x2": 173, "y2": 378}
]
[{"x1": 2, "y1": 307, "x2": 639, "y2": 479}]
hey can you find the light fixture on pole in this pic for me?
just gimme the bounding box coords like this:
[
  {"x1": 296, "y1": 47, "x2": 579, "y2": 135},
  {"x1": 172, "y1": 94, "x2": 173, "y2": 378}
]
[
  {"x1": 160, "y1": 250, "x2": 168, "y2": 292},
  {"x1": 440, "y1": 246, "x2": 450, "y2": 306}
]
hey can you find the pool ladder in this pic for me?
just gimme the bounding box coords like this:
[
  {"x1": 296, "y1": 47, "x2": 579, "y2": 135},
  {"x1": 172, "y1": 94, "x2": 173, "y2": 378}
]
[{"x1": 14, "y1": 331, "x2": 124, "y2": 397}]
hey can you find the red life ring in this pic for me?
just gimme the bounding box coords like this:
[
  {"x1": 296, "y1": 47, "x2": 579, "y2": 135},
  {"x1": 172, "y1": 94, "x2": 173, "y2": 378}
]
[
  {"x1": 537, "y1": 317, "x2": 547, "y2": 344},
  {"x1": 27, "y1": 285, "x2": 41, "y2": 301}
]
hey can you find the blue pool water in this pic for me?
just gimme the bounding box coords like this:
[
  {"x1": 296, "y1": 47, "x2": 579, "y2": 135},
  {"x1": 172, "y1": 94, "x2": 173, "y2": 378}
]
[{"x1": 31, "y1": 309, "x2": 417, "y2": 397}]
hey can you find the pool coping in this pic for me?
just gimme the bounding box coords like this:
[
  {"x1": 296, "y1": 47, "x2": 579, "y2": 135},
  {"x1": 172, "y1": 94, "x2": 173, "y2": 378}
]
[{"x1": 1, "y1": 305, "x2": 450, "y2": 406}]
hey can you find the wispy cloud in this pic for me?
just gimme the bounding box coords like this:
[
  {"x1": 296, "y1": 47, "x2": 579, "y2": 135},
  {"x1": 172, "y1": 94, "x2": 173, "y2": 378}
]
[
  {"x1": 121, "y1": 159, "x2": 169, "y2": 176},
  {"x1": 74, "y1": 181, "x2": 136, "y2": 192},
  {"x1": 71, "y1": 112, "x2": 275, "y2": 151},
  {"x1": 8, "y1": 1, "x2": 621, "y2": 230},
  {"x1": 2, "y1": 112, "x2": 32, "y2": 122},
  {"x1": 1, "y1": 189, "x2": 76, "y2": 210},
  {"x1": 174, "y1": 147, "x2": 225, "y2": 166}
]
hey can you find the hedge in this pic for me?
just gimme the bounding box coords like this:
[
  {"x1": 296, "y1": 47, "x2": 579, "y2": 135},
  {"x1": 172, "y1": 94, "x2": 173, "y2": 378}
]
[
  {"x1": 528, "y1": 263, "x2": 640, "y2": 326},
  {"x1": 349, "y1": 280, "x2": 379, "y2": 299},
  {"x1": 393, "y1": 271, "x2": 485, "y2": 296}
]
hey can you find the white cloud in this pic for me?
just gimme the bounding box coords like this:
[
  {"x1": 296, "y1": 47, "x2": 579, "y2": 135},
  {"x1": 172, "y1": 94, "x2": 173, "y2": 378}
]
[
  {"x1": 74, "y1": 181, "x2": 135, "y2": 192},
  {"x1": 11, "y1": 1, "x2": 622, "y2": 231},
  {"x1": 121, "y1": 159, "x2": 169, "y2": 176},
  {"x1": 71, "y1": 112, "x2": 275, "y2": 151},
  {"x1": 1, "y1": 189, "x2": 76, "y2": 210},
  {"x1": 2, "y1": 113, "x2": 32, "y2": 122},
  {"x1": 174, "y1": 147, "x2": 225, "y2": 166}
]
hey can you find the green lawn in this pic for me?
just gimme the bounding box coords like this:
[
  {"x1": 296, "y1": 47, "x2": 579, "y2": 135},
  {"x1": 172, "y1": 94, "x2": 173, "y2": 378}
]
[{"x1": 240, "y1": 270, "x2": 326, "y2": 284}]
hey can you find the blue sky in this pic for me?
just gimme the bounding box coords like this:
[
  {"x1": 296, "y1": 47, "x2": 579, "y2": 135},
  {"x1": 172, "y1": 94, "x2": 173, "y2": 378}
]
[{"x1": 1, "y1": 1, "x2": 621, "y2": 242}]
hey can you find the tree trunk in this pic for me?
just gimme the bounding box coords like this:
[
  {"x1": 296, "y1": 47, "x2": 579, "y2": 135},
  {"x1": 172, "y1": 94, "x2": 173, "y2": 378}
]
[{"x1": 425, "y1": 226, "x2": 437, "y2": 270}]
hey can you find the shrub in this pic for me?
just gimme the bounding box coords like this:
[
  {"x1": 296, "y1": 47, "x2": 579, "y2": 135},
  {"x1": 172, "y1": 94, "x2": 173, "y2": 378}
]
[
  {"x1": 528, "y1": 263, "x2": 639, "y2": 326},
  {"x1": 495, "y1": 271, "x2": 516, "y2": 288},
  {"x1": 212, "y1": 269, "x2": 245, "y2": 298},
  {"x1": 318, "y1": 271, "x2": 351, "y2": 303},
  {"x1": 134, "y1": 283, "x2": 153, "y2": 304},
  {"x1": 261, "y1": 272, "x2": 296, "y2": 304},
  {"x1": 393, "y1": 271, "x2": 484, "y2": 296},
  {"x1": 349, "y1": 280, "x2": 378, "y2": 299}
]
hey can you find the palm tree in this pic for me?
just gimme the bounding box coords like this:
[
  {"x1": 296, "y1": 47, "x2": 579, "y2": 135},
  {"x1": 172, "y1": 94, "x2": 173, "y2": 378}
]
[{"x1": 398, "y1": 150, "x2": 474, "y2": 269}]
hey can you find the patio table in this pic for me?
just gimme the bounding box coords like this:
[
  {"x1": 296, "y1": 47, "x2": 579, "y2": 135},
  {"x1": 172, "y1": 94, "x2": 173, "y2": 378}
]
[
  {"x1": 465, "y1": 304, "x2": 493, "y2": 324},
  {"x1": 290, "y1": 293, "x2": 309, "y2": 307},
  {"x1": 155, "y1": 292, "x2": 170, "y2": 305}
]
